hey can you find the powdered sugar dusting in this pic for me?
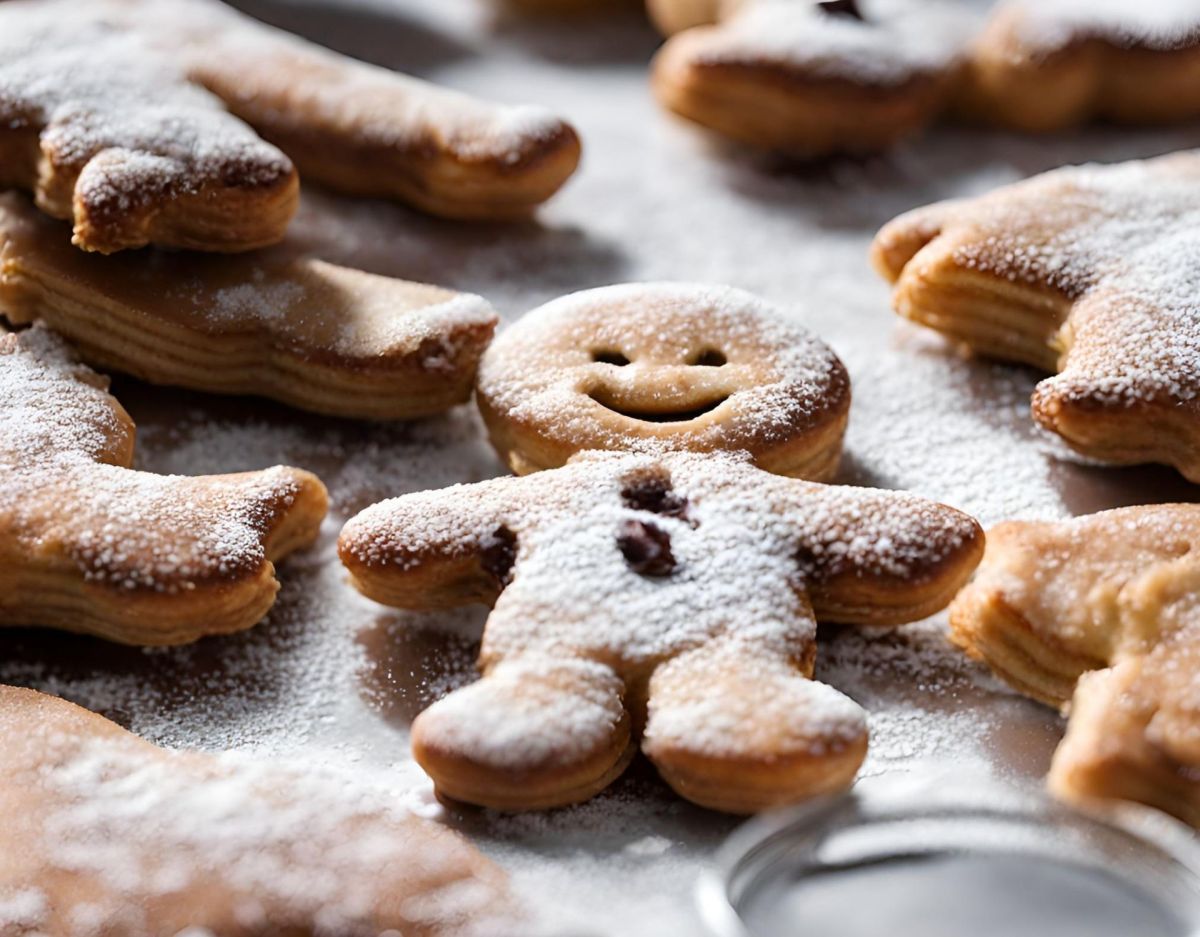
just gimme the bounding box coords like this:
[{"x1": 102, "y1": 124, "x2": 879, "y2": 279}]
[
  {"x1": 0, "y1": 0, "x2": 291, "y2": 206},
  {"x1": 697, "y1": 0, "x2": 975, "y2": 86},
  {"x1": 1008, "y1": 0, "x2": 1200, "y2": 54},
  {"x1": 0, "y1": 326, "x2": 310, "y2": 594},
  {"x1": 944, "y1": 154, "x2": 1200, "y2": 408}
]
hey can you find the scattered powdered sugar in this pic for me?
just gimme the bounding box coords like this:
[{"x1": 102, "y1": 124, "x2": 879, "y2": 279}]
[
  {"x1": 7, "y1": 1, "x2": 1187, "y2": 931},
  {"x1": 1008, "y1": 0, "x2": 1200, "y2": 53},
  {"x1": 701, "y1": 0, "x2": 977, "y2": 86}
]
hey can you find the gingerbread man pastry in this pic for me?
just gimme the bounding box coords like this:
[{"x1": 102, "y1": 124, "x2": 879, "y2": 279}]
[
  {"x1": 951, "y1": 505, "x2": 1200, "y2": 828},
  {"x1": 0, "y1": 194, "x2": 499, "y2": 420},
  {"x1": 476, "y1": 282, "x2": 850, "y2": 479},
  {"x1": 0, "y1": 324, "x2": 328, "y2": 645},
  {"x1": 0, "y1": 0, "x2": 580, "y2": 253},
  {"x1": 650, "y1": 0, "x2": 973, "y2": 155},
  {"x1": 342, "y1": 284, "x2": 984, "y2": 813},
  {"x1": 959, "y1": 1, "x2": 1200, "y2": 132},
  {"x1": 872, "y1": 151, "x2": 1200, "y2": 482},
  {"x1": 0, "y1": 685, "x2": 521, "y2": 936}
]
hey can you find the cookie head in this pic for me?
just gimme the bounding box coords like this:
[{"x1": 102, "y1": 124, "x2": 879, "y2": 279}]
[{"x1": 476, "y1": 282, "x2": 850, "y2": 479}]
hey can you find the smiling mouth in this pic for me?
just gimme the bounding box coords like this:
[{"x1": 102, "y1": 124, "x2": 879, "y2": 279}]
[{"x1": 588, "y1": 390, "x2": 729, "y2": 423}]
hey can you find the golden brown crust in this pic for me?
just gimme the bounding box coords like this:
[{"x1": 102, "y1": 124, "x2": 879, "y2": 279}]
[
  {"x1": 950, "y1": 506, "x2": 1200, "y2": 826},
  {"x1": 0, "y1": 194, "x2": 498, "y2": 420},
  {"x1": 0, "y1": 326, "x2": 328, "y2": 645},
  {"x1": 0, "y1": 685, "x2": 521, "y2": 936},
  {"x1": 476, "y1": 283, "x2": 851, "y2": 480},
  {"x1": 872, "y1": 152, "x2": 1200, "y2": 481},
  {"x1": 339, "y1": 449, "x2": 983, "y2": 813}
]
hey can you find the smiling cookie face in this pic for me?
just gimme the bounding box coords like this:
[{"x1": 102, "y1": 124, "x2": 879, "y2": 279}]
[{"x1": 475, "y1": 283, "x2": 850, "y2": 479}]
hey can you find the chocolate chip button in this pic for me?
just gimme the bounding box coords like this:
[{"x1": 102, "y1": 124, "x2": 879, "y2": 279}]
[
  {"x1": 816, "y1": 0, "x2": 865, "y2": 21},
  {"x1": 620, "y1": 475, "x2": 690, "y2": 521},
  {"x1": 480, "y1": 525, "x2": 517, "y2": 586},
  {"x1": 617, "y1": 519, "x2": 676, "y2": 577}
]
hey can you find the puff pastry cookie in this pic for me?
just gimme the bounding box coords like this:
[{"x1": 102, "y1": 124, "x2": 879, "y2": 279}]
[
  {"x1": 0, "y1": 685, "x2": 520, "y2": 936},
  {"x1": 340, "y1": 450, "x2": 983, "y2": 813},
  {"x1": 651, "y1": 0, "x2": 972, "y2": 154},
  {"x1": 476, "y1": 283, "x2": 850, "y2": 479},
  {"x1": 0, "y1": 0, "x2": 580, "y2": 253},
  {"x1": 0, "y1": 324, "x2": 327, "y2": 645},
  {"x1": 0, "y1": 195, "x2": 498, "y2": 420},
  {"x1": 951, "y1": 505, "x2": 1200, "y2": 827},
  {"x1": 873, "y1": 152, "x2": 1200, "y2": 481},
  {"x1": 959, "y1": 1, "x2": 1200, "y2": 132}
]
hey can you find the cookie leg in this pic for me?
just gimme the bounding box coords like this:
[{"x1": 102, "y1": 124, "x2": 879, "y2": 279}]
[
  {"x1": 642, "y1": 639, "x2": 867, "y2": 814},
  {"x1": 412, "y1": 657, "x2": 635, "y2": 810}
]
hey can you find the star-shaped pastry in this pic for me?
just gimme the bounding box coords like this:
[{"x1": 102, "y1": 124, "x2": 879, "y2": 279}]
[
  {"x1": 873, "y1": 151, "x2": 1200, "y2": 481},
  {"x1": 951, "y1": 504, "x2": 1200, "y2": 827},
  {"x1": 340, "y1": 449, "x2": 983, "y2": 813}
]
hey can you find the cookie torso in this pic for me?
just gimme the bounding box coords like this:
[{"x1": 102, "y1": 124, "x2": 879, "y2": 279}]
[{"x1": 339, "y1": 448, "x2": 984, "y2": 813}]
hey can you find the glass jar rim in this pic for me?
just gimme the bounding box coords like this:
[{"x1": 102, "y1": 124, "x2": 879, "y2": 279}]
[{"x1": 697, "y1": 768, "x2": 1200, "y2": 937}]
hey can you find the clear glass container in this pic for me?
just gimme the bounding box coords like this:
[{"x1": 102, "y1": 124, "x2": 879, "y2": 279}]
[{"x1": 698, "y1": 770, "x2": 1200, "y2": 937}]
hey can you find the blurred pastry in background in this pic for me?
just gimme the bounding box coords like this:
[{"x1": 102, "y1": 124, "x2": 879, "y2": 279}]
[{"x1": 958, "y1": 0, "x2": 1200, "y2": 132}]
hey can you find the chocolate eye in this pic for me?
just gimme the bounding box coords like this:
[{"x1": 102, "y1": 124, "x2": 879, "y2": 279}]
[
  {"x1": 691, "y1": 348, "x2": 726, "y2": 367},
  {"x1": 592, "y1": 350, "x2": 630, "y2": 366}
]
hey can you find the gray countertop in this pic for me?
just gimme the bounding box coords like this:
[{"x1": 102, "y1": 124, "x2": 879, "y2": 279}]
[{"x1": 3, "y1": 1, "x2": 1199, "y2": 933}]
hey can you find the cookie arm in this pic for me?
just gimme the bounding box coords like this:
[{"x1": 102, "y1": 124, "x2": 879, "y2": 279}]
[
  {"x1": 1, "y1": 466, "x2": 328, "y2": 645},
  {"x1": 339, "y1": 479, "x2": 528, "y2": 610},
  {"x1": 182, "y1": 7, "x2": 581, "y2": 220},
  {"x1": 793, "y1": 486, "x2": 985, "y2": 626}
]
